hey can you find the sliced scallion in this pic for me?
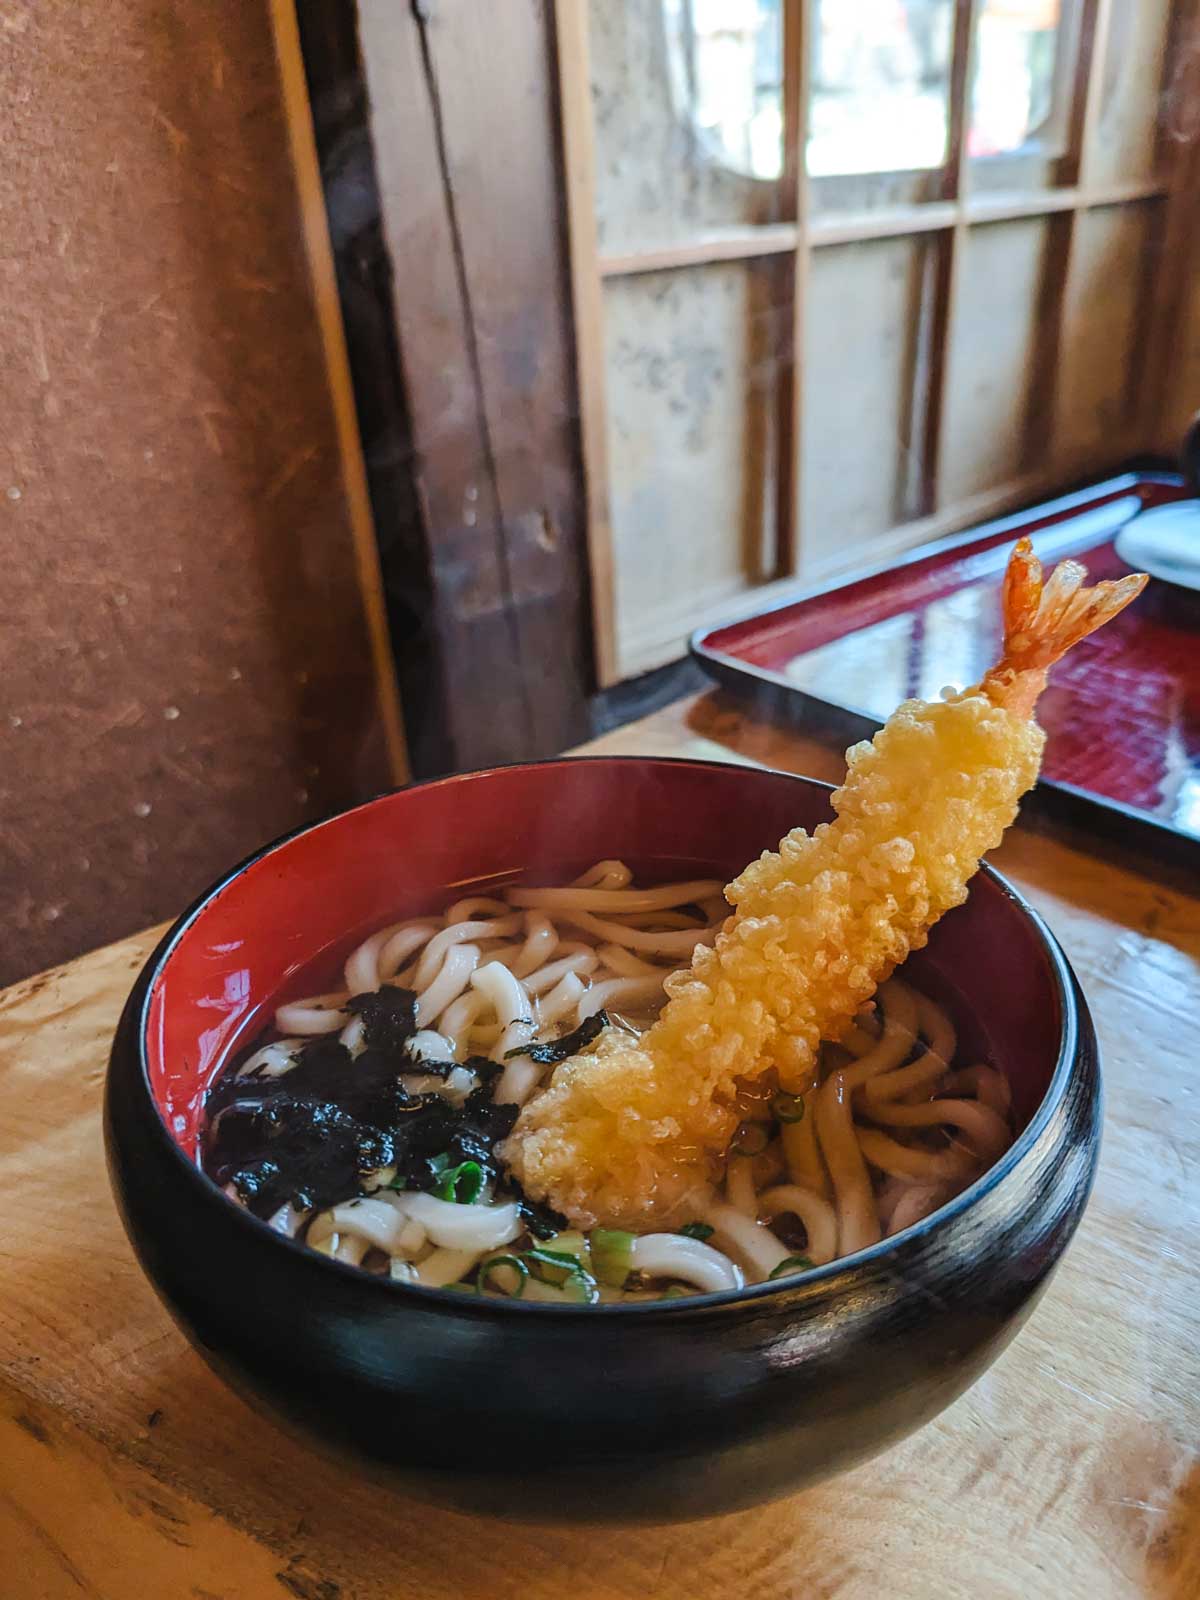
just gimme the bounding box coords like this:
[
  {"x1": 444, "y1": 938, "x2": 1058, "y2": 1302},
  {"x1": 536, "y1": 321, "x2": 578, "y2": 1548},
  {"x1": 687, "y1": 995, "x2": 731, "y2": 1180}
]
[
  {"x1": 518, "y1": 1243, "x2": 601, "y2": 1303},
  {"x1": 590, "y1": 1227, "x2": 635, "y2": 1287},
  {"x1": 768, "y1": 1255, "x2": 815, "y2": 1280},
  {"x1": 433, "y1": 1160, "x2": 485, "y2": 1204},
  {"x1": 678, "y1": 1222, "x2": 714, "y2": 1241},
  {"x1": 545, "y1": 1230, "x2": 592, "y2": 1272},
  {"x1": 556, "y1": 1268, "x2": 600, "y2": 1305},
  {"x1": 771, "y1": 1091, "x2": 806, "y2": 1124},
  {"x1": 477, "y1": 1255, "x2": 529, "y2": 1297},
  {"x1": 525, "y1": 1246, "x2": 587, "y2": 1287},
  {"x1": 523, "y1": 1269, "x2": 600, "y2": 1304}
]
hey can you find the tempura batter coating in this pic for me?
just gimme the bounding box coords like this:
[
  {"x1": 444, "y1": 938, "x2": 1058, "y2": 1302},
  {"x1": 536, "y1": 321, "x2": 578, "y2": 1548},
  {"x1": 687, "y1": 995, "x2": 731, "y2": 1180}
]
[
  {"x1": 505, "y1": 694, "x2": 1040, "y2": 1227},
  {"x1": 504, "y1": 542, "x2": 1145, "y2": 1229}
]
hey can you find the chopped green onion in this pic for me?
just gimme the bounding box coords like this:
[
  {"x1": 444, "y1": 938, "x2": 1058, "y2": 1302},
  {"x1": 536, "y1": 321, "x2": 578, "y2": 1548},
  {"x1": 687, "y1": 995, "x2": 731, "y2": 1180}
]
[
  {"x1": 520, "y1": 1242, "x2": 601, "y2": 1302},
  {"x1": 729, "y1": 1120, "x2": 770, "y2": 1157},
  {"x1": 433, "y1": 1159, "x2": 485, "y2": 1204},
  {"x1": 590, "y1": 1228, "x2": 635, "y2": 1287},
  {"x1": 768, "y1": 1255, "x2": 815, "y2": 1280},
  {"x1": 545, "y1": 1230, "x2": 592, "y2": 1270},
  {"x1": 523, "y1": 1269, "x2": 600, "y2": 1304},
  {"x1": 478, "y1": 1255, "x2": 529, "y2": 1297},
  {"x1": 771, "y1": 1091, "x2": 806, "y2": 1124},
  {"x1": 525, "y1": 1246, "x2": 588, "y2": 1287},
  {"x1": 556, "y1": 1268, "x2": 600, "y2": 1305},
  {"x1": 678, "y1": 1222, "x2": 714, "y2": 1241}
]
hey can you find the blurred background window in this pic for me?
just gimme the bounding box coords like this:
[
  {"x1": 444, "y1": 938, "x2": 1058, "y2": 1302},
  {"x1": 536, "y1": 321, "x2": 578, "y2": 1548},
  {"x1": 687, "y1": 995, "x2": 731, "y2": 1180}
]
[
  {"x1": 663, "y1": 0, "x2": 784, "y2": 180},
  {"x1": 971, "y1": 0, "x2": 1071, "y2": 159},
  {"x1": 574, "y1": 0, "x2": 1182, "y2": 683},
  {"x1": 659, "y1": 1, "x2": 1074, "y2": 180},
  {"x1": 809, "y1": 0, "x2": 953, "y2": 176}
]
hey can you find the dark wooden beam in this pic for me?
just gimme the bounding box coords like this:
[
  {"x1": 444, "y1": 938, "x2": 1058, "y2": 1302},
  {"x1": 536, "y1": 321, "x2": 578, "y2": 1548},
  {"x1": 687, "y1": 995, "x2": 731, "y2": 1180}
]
[
  {"x1": 339, "y1": 0, "x2": 593, "y2": 772},
  {"x1": 295, "y1": 0, "x2": 593, "y2": 773},
  {"x1": 294, "y1": 0, "x2": 455, "y2": 776}
]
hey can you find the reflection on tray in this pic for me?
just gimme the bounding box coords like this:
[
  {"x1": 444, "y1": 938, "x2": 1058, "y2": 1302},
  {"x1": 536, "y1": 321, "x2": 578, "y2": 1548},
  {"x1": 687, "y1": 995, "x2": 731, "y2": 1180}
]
[
  {"x1": 784, "y1": 548, "x2": 1200, "y2": 832},
  {"x1": 695, "y1": 477, "x2": 1200, "y2": 847},
  {"x1": 784, "y1": 584, "x2": 999, "y2": 710}
]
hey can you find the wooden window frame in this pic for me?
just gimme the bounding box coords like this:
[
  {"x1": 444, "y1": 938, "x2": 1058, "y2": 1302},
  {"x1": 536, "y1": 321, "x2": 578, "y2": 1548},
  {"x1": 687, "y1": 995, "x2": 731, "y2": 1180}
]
[{"x1": 557, "y1": 0, "x2": 1194, "y2": 685}]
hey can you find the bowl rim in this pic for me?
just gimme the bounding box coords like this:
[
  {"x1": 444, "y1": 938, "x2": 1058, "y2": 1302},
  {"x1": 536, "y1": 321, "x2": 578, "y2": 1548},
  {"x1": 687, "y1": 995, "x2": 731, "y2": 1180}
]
[{"x1": 121, "y1": 754, "x2": 1081, "y2": 1318}]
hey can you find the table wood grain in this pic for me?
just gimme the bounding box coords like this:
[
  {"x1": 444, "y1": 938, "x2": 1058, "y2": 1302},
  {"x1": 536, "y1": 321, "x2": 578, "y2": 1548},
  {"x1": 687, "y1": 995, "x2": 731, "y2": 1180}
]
[{"x1": 2, "y1": 691, "x2": 1198, "y2": 1599}]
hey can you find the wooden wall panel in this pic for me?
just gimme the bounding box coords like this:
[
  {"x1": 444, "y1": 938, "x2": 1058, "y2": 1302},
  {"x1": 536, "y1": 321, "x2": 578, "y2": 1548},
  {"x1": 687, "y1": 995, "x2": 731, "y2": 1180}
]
[
  {"x1": 940, "y1": 218, "x2": 1048, "y2": 505},
  {"x1": 604, "y1": 262, "x2": 783, "y2": 675},
  {"x1": 1090, "y1": 0, "x2": 1173, "y2": 186},
  {"x1": 1055, "y1": 203, "x2": 1152, "y2": 465},
  {"x1": 356, "y1": 0, "x2": 592, "y2": 770},
  {"x1": 801, "y1": 236, "x2": 929, "y2": 576},
  {"x1": 0, "y1": 2, "x2": 395, "y2": 986},
  {"x1": 588, "y1": 0, "x2": 781, "y2": 253}
]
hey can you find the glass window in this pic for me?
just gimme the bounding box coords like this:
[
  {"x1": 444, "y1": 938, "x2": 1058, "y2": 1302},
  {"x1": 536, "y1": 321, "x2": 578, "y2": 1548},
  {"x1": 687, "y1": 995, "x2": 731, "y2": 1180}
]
[
  {"x1": 591, "y1": 0, "x2": 785, "y2": 254},
  {"x1": 808, "y1": 0, "x2": 954, "y2": 177},
  {"x1": 970, "y1": 0, "x2": 1071, "y2": 160},
  {"x1": 656, "y1": 1, "x2": 1079, "y2": 184},
  {"x1": 662, "y1": 0, "x2": 784, "y2": 181}
]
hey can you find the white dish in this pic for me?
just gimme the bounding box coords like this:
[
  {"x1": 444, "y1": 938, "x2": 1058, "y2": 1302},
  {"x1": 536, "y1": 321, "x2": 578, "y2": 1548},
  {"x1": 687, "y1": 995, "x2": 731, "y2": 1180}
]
[{"x1": 1115, "y1": 502, "x2": 1200, "y2": 592}]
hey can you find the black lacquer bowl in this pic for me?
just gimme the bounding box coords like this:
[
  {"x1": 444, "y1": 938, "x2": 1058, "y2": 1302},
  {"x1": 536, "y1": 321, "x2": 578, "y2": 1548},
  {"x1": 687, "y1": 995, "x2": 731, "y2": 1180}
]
[{"x1": 105, "y1": 759, "x2": 1100, "y2": 1521}]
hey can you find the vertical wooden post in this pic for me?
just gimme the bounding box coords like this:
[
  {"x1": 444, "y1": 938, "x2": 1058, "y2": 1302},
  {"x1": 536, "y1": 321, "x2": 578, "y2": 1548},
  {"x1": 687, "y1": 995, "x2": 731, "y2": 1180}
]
[
  {"x1": 1061, "y1": 0, "x2": 1112, "y2": 190},
  {"x1": 354, "y1": 0, "x2": 593, "y2": 769},
  {"x1": 553, "y1": 0, "x2": 619, "y2": 688},
  {"x1": 269, "y1": 0, "x2": 411, "y2": 784},
  {"x1": 919, "y1": 0, "x2": 979, "y2": 515},
  {"x1": 775, "y1": 0, "x2": 812, "y2": 578}
]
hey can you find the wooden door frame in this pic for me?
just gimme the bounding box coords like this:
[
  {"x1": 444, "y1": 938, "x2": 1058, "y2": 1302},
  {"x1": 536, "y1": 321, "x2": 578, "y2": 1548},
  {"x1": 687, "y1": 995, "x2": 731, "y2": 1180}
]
[{"x1": 294, "y1": 0, "x2": 595, "y2": 775}]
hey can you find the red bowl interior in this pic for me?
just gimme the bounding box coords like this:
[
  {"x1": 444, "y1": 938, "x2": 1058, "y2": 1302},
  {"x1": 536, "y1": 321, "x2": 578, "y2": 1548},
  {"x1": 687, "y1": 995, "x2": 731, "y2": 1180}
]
[{"x1": 145, "y1": 758, "x2": 1064, "y2": 1159}]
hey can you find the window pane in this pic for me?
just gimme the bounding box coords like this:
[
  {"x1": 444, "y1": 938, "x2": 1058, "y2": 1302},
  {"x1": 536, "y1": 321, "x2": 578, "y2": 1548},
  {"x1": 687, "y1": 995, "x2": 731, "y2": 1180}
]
[
  {"x1": 941, "y1": 218, "x2": 1048, "y2": 503},
  {"x1": 808, "y1": 0, "x2": 954, "y2": 178},
  {"x1": 1055, "y1": 204, "x2": 1150, "y2": 462},
  {"x1": 801, "y1": 236, "x2": 936, "y2": 571},
  {"x1": 590, "y1": 0, "x2": 785, "y2": 254},
  {"x1": 969, "y1": 0, "x2": 1069, "y2": 160},
  {"x1": 662, "y1": 0, "x2": 784, "y2": 181},
  {"x1": 604, "y1": 261, "x2": 785, "y2": 674}
]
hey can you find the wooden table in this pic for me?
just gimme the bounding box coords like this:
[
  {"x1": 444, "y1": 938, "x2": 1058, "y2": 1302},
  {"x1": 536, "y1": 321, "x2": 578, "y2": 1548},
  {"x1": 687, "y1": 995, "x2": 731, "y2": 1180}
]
[{"x1": 3, "y1": 691, "x2": 1198, "y2": 1599}]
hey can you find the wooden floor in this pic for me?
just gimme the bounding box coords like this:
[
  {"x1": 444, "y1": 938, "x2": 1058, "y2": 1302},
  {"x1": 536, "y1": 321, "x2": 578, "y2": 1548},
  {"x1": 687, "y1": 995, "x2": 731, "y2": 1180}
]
[{"x1": 1, "y1": 690, "x2": 1198, "y2": 1598}]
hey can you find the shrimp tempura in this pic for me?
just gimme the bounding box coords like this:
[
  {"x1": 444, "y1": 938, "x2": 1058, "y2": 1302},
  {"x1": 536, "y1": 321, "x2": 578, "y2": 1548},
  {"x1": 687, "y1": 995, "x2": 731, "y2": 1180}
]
[{"x1": 504, "y1": 541, "x2": 1146, "y2": 1229}]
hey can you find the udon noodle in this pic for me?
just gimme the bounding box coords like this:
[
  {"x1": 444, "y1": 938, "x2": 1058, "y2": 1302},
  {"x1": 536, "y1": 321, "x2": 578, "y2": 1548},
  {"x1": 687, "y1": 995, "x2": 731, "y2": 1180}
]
[{"x1": 204, "y1": 860, "x2": 1013, "y2": 1303}]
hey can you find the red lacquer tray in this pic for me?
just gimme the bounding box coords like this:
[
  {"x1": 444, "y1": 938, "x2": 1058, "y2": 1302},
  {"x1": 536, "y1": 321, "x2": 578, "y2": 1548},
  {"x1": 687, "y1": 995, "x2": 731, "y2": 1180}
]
[{"x1": 691, "y1": 473, "x2": 1200, "y2": 866}]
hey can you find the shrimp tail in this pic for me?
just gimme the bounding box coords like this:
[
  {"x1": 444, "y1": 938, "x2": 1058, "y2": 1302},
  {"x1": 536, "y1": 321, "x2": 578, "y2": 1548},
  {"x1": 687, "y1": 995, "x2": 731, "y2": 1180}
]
[{"x1": 980, "y1": 537, "x2": 1147, "y2": 717}]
